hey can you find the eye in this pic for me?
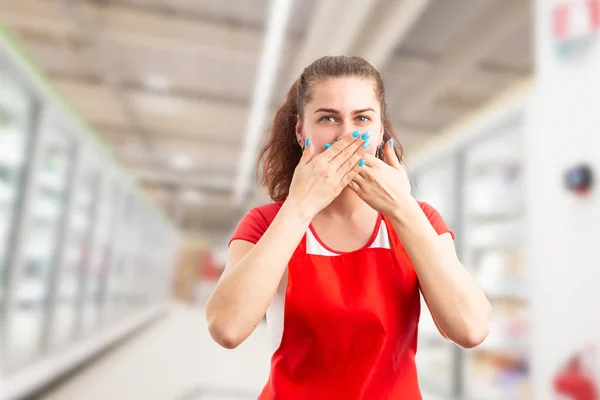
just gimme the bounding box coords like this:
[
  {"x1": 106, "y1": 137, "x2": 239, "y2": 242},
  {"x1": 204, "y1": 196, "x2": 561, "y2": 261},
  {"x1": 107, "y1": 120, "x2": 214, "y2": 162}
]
[
  {"x1": 356, "y1": 115, "x2": 371, "y2": 122},
  {"x1": 319, "y1": 116, "x2": 337, "y2": 123}
]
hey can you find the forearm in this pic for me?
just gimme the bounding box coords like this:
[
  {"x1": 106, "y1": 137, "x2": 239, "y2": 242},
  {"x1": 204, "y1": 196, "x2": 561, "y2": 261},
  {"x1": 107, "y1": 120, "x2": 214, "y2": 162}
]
[
  {"x1": 206, "y1": 200, "x2": 312, "y2": 347},
  {"x1": 389, "y1": 196, "x2": 491, "y2": 348}
]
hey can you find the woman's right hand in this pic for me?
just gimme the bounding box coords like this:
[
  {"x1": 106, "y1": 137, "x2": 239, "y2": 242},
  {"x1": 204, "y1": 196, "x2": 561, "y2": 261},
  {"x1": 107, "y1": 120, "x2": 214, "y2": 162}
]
[{"x1": 287, "y1": 131, "x2": 370, "y2": 219}]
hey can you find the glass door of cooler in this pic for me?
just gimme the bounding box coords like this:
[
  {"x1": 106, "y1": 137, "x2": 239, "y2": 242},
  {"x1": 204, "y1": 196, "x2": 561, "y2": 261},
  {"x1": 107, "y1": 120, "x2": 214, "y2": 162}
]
[
  {"x1": 0, "y1": 64, "x2": 34, "y2": 319},
  {"x1": 48, "y1": 154, "x2": 100, "y2": 349},
  {"x1": 105, "y1": 191, "x2": 134, "y2": 321},
  {"x1": 461, "y1": 116, "x2": 528, "y2": 400},
  {"x1": 79, "y1": 179, "x2": 121, "y2": 334},
  {"x1": 411, "y1": 155, "x2": 460, "y2": 398},
  {"x1": 5, "y1": 118, "x2": 75, "y2": 366}
]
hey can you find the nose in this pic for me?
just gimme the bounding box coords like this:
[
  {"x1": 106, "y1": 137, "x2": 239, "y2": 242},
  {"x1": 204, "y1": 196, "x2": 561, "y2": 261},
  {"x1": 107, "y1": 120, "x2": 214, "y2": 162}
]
[{"x1": 337, "y1": 121, "x2": 356, "y2": 141}]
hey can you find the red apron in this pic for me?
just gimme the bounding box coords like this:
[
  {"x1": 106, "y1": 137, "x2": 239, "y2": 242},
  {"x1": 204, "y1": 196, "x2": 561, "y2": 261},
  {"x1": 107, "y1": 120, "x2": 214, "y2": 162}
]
[{"x1": 259, "y1": 215, "x2": 422, "y2": 399}]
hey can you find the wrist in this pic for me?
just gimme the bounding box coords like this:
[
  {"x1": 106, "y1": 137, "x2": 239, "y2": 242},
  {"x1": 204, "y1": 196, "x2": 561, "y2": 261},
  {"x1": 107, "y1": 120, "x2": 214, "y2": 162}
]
[
  {"x1": 389, "y1": 193, "x2": 420, "y2": 226},
  {"x1": 281, "y1": 197, "x2": 315, "y2": 226}
]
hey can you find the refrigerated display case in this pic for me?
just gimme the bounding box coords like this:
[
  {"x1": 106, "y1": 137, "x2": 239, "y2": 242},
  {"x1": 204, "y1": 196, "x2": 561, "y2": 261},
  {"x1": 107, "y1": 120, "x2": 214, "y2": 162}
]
[
  {"x1": 1, "y1": 26, "x2": 180, "y2": 400},
  {"x1": 48, "y1": 150, "x2": 100, "y2": 349},
  {"x1": 79, "y1": 174, "x2": 115, "y2": 335},
  {"x1": 105, "y1": 190, "x2": 135, "y2": 322},
  {"x1": 4, "y1": 115, "x2": 75, "y2": 366},
  {"x1": 412, "y1": 156, "x2": 461, "y2": 399},
  {"x1": 461, "y1": 113, "x2": 529, "y2": 400},
  {"x1": 0, "y1": 64, "x2": 34, "y2": 318},
  {"x1": 409, "y1": 99, "x2": 529, "y2": 400}
]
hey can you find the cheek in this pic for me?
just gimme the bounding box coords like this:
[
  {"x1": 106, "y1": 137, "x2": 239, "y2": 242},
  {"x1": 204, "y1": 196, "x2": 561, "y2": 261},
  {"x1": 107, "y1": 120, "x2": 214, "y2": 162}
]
[{"x1": 305, "y1": 126, "x2": 337, "y2": 152}]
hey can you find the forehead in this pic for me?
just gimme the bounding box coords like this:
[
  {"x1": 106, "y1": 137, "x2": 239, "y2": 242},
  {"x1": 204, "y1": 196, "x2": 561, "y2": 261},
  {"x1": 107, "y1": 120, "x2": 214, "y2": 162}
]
[{"x1": 306, "y1": 77, "x2": 379, "y2": 111}]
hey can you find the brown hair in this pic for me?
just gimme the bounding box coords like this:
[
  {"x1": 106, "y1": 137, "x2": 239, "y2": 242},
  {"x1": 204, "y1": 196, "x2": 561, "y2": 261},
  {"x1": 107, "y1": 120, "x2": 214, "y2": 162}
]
[{"x1": 256, "y1": 55, "x2": 404, "y2": 201}]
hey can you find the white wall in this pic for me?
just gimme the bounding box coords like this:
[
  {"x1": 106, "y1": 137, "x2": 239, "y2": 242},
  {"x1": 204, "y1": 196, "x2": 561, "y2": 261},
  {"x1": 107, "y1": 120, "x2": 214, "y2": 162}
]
[{"x1": 528, "y1": 0, "x2": 600, "y2": 398}]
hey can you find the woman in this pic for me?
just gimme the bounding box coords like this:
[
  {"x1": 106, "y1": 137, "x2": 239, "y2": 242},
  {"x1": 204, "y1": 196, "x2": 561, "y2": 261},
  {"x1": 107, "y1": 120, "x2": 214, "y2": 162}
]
[{"x1": 206, "y1": 56, "x2": 491, "y2": 399}]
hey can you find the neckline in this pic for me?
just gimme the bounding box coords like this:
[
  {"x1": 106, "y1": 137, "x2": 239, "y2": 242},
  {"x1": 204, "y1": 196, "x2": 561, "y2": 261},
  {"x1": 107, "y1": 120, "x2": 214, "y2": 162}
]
[{"x1": 308, "y1": 213, "x2": 384, "y2": 255}]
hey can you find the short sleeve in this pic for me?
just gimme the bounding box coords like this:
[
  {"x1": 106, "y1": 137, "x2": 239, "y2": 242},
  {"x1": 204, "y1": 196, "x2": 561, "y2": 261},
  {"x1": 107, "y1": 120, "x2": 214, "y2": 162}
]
[
  {"x1": 228, "y1": 201, "x2": 284, "y2": 246},
  {"x1": 418, "y1": 201, "x2": 455, "y2": 240}
]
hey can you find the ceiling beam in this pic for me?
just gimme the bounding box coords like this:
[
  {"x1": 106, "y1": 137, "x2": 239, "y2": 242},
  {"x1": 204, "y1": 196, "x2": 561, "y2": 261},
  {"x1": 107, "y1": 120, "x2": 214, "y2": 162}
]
[
  {"x1": 78, "y1": 0, "x2": 274, "y2": 34},
  {"x1": 0, "y1": 0, "x2": 285, "y2": 61},
  {"x1": 351, "y1": 0, "x2": 432, "y2": 69},
  {"x1": 46, "y1": 71, "x2": 251, "y2": 107},
  {"x1": 399, "y1": 0, "x2": 530, "y2": 118},
  {"x1": 94, "y1": 122, "x2": 241, "y2": 149},
  {"x1": 135, "y1": 169, "x2": 233, "y2": 193},
  {"x1": 61, "y1": 0, "x2": 155, "y2": 160},
  {"x1": 290, "y1": 0, "x2": 381, "y2": 79}
]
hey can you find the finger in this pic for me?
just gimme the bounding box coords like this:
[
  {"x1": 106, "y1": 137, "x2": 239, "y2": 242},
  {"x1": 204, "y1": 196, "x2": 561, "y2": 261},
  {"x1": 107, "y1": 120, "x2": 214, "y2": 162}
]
[
  {"x1": 297, "y1": 138, "x2": 315, "y2": 168},
  {"x1": 330, "y1": 132, "x2": 371, "y2": 170},
  {"x1": 384, "y1": 139, "x2": 401, "y2": 169},
  {"x1": 319, "y1": 130, "x2": 367, "y2": 163},
  {"x1": 347, "y1": 180, "x2": 361, "y2": 192},
  {"x1": 361, "y1": 153, "x2": 383, "y2": 168},
  {"x1": 339, "y1": 157, "x2": 366, "y2": 188},
  {"x1": 352, "y1": 173, "x2": 367, "y2": 188},
  {"x1": 335, "y1": 141, "x2": 366, "y2": 176}
]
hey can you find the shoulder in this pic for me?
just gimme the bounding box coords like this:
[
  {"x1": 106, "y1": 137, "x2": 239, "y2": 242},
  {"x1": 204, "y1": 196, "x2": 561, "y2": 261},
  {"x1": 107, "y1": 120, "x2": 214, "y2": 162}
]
[
  {"x1": 229, "y1": 201, "x2": 284, "y2": 246},
  {"x1": 252, "y1": 201, "x2": 285, "y2": 222},
  {"x1": 416, "y1": 201, "x2": 455, "y2": 239},
  {"x1": 416, "y1": 200, "x2": 438, "y2": 218}
]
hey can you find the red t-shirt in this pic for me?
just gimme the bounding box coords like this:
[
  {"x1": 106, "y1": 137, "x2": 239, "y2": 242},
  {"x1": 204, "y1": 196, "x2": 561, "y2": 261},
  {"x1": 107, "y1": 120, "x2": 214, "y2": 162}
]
[{"x1": 229, "y1": 200, "x2": 454, "y2": 246}]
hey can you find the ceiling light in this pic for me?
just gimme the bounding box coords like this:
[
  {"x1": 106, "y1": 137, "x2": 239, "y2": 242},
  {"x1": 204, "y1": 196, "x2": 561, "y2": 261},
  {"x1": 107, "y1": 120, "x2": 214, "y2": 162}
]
[
  {"x1": 170, "y1": 155, "x2": 194, "y2": 170},
  {"x1": 146, "y1": 74, "x2": 170, "y2": 91},
  {"x1": 232, "y1": 0, "x2": 294, "y2": 204},
  {"x1": 180, "y1": 189, "x2": 204, "y2": 204}
]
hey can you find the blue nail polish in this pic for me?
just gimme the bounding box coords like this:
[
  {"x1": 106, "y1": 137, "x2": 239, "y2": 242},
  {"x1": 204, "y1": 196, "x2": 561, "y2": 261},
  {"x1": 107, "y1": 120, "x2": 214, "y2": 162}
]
[
  {"x1": 305, "y1": 138, "x2": 310, "y2": 147},
  {"x1": 324, "y1": 143, "x2": 331, "y2": 150},
  {"x1": 352, "y1": 130, "x2": 360, "y2": 139},
  {"x1": 332, "y1": 141, "x2": 337, "y2": 145},
  {"x1": 358, "y1": 159, "x2": 366, "y2": 167},
  {"x1": 362, "y1": 141, "x2": 371, "y2": 150},
  {"x1": 389, "y1": 139, "x2": 394, "y2": 148},
  {"x1": 361, "y1": 132, "x2": 370, "y2": 141}
]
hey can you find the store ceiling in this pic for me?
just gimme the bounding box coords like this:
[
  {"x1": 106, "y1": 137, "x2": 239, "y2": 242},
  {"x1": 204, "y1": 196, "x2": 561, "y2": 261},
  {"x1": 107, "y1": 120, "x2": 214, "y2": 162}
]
[{"x1": 0, "y1": 0, "x2": 532, "y2": 246}]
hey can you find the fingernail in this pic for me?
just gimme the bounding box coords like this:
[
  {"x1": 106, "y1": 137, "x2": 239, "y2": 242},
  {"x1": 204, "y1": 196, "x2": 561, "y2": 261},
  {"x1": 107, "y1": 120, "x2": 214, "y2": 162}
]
[
  {"x1": 332, "y1": 141, "x2": 337, "y2": 144},
  {"x1": 352, "y1": 130, "x2": 360, "y2": 139},
  {"x1": 362, "y1": 141, "x2": 371, "y2": 150},
  {"x1": 361, "y1": 132, "x2": 370, "y2": 141},
  {"x1": 324, "y1": 143, "x2": 331, "y2": 150},
  {"x1": 358, "y1": 159, "x2": 366, "y2": 167},
  {"x1": 305, "y1": 138, "x2": 310, "y2": 147},
  {"x1": 389, "y1": 139, "x2": 394, "y2": 148}
]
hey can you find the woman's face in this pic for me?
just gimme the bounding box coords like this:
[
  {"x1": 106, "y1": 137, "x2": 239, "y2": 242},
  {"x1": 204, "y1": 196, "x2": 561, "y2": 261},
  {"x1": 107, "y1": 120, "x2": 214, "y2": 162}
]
[{"x1": 296, "y1": 77, "x2": 383, "y2": 156}]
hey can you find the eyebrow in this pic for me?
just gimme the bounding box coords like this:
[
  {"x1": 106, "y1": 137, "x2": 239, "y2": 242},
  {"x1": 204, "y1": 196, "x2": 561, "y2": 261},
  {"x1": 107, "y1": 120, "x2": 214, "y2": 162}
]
[{"x1": 314, "y1": 107, "x2": 375, "y2": 114}]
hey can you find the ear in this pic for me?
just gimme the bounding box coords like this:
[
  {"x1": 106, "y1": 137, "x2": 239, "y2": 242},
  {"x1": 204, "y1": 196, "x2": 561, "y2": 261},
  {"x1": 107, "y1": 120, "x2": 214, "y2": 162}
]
[{"x1": 295, "y1": 115, "x2": 304, "y2": 146}]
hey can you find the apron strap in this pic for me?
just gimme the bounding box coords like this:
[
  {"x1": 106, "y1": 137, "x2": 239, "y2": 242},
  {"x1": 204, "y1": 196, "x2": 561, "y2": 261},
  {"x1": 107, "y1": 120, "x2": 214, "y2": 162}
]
[{"x1": 382, "y1": 215, "x2": 404, "y2": 252}]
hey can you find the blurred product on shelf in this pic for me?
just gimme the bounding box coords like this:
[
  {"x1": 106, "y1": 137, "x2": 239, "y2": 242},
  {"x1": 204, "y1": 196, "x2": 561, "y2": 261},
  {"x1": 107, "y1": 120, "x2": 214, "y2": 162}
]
[
  {"x1": 553, "y1": 347, "x2": 598, "y2": 400},
  {"x1": 172, "y1": 239, "x2": 221, "y2": 304}
]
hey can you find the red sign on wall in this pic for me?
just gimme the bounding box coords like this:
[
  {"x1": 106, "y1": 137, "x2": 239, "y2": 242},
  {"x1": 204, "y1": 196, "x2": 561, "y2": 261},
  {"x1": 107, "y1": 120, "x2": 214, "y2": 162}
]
[{"x1": 553, "y1": 0, "x2": 600, "y2": 55}]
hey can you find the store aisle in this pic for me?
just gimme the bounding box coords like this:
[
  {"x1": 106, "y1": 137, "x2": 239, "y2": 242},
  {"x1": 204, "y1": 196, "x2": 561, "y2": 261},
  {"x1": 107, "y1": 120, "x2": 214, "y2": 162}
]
[{"x1": 41, "y1": 301, "x2": 271, "y2": 400}]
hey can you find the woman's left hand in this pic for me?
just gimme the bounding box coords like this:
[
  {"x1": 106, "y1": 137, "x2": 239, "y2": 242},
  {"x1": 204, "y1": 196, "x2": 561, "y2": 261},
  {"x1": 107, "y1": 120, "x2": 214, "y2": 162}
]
[{"x1": 348, "y1": 140, "x2": 413, "y2": 217}]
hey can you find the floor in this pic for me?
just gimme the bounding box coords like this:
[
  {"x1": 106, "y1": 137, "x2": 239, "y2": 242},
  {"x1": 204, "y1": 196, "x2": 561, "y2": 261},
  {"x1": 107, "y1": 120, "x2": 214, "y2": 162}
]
[
  {"x1": 41, "y1": 301, "x2": 271, "y2": 400},
  {"x1": 41, "y1": 301, "x2": 447, "y2": 400}
]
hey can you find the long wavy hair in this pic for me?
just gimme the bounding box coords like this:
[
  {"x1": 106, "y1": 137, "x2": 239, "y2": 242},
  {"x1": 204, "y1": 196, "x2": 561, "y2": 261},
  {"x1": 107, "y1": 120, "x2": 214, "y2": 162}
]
[{"x1": 256, "y1": 56, "x2": 404, "y2": 201}]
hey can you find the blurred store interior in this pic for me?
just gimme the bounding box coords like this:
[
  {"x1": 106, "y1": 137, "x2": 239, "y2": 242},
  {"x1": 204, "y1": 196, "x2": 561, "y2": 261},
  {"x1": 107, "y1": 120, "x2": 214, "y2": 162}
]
[{"x1": 0, "y1": 0, "x2": 599, "y2": 399}]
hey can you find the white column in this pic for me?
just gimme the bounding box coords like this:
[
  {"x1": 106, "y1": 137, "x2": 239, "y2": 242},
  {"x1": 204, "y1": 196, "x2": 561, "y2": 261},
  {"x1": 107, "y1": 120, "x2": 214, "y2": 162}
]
[{"x1": 528, "y1": 0, "x2": 600, "y2": 398}]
